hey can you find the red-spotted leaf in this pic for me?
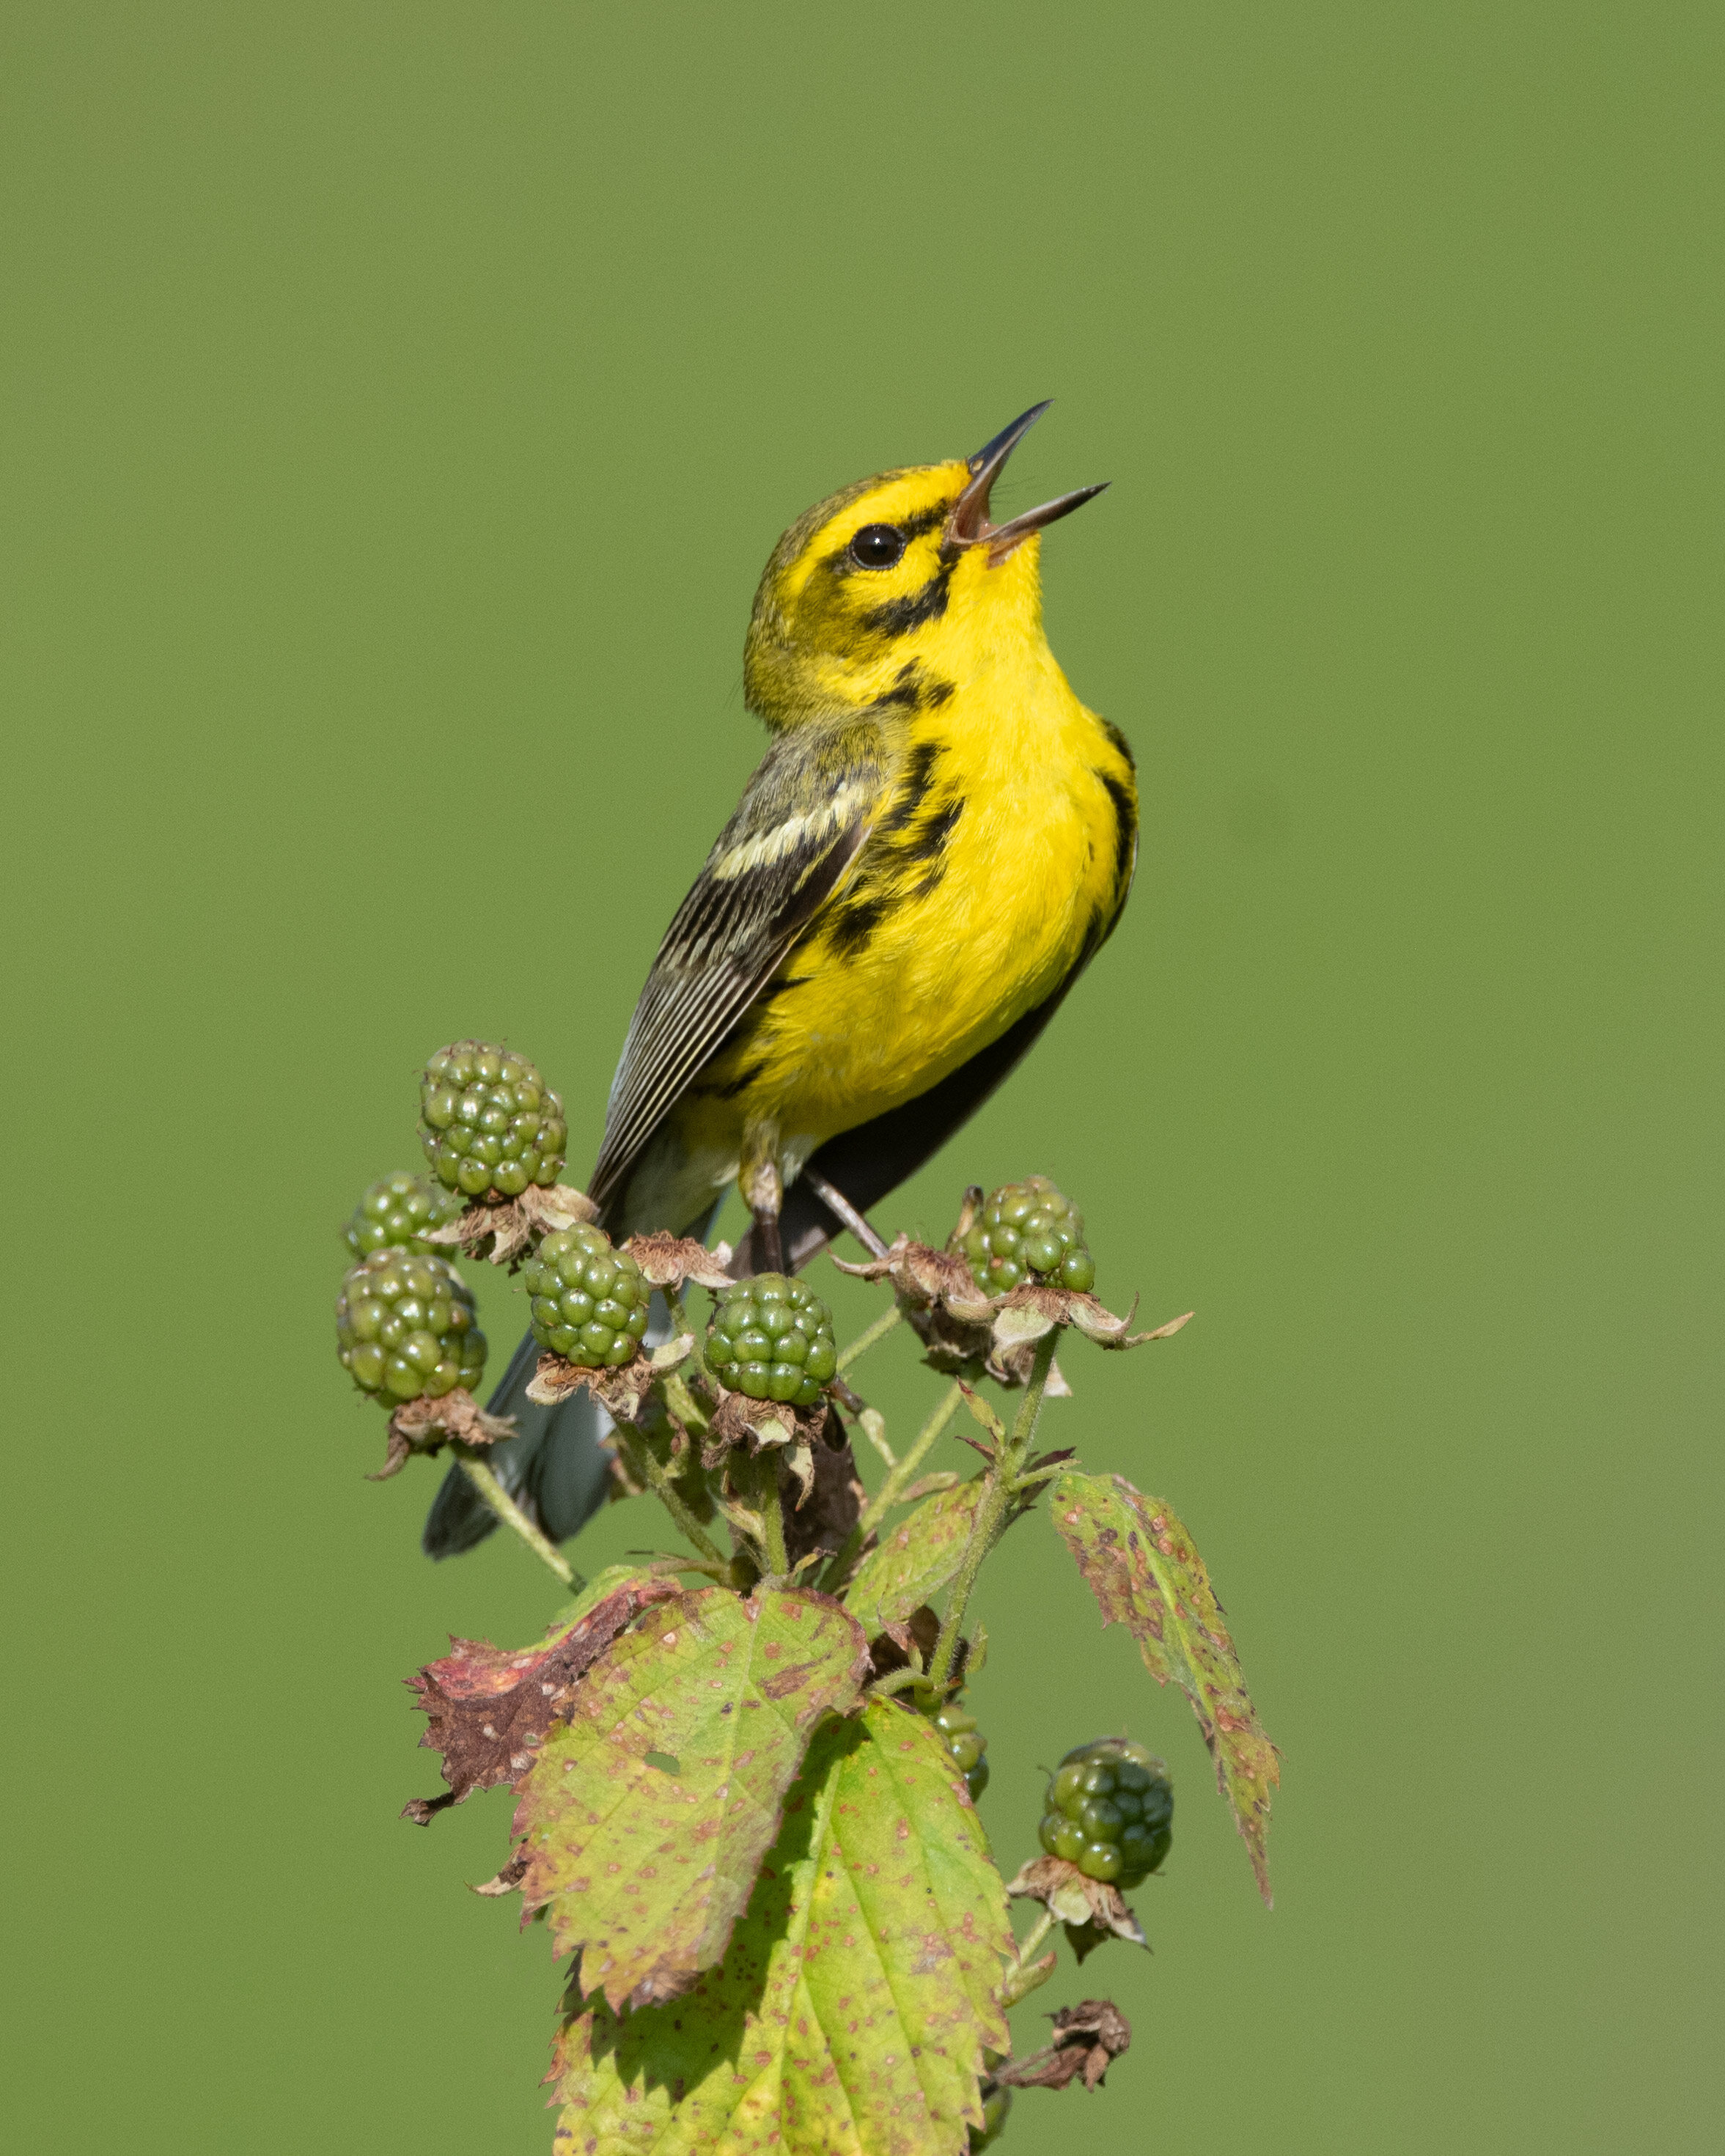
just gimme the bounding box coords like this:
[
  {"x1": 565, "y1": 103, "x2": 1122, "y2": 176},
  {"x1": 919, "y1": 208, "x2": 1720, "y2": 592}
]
[
  {"x1": 552, "y1": 1697, "x2": 1012, "y2": 2155},
  {"x1": 844, "y1": 1476, "x2": 986, "y2": 1634},
  {"x1": 1049, "y1": 1470, "x2": 1279, "y2": 1903},
  {"x1": 513, "y1": 1584, "x2": 869, "y2": 2010}
]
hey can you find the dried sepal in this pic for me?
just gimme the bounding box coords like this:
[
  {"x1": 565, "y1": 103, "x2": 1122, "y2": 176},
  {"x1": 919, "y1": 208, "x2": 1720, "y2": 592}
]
[
  {"x1": 993, "y1": 1285, "x2": 1193, "y2": 1353},
  {"x1": 425, "y1": 1181, "x2": 599, "y2": 1267},
  {"x1": 1004, "y1": 1855, "x2": 1148, "y2": 1951},
  {"x1": 369, "y1": 1390, "x2": 514, "y2": 1482},
  {"x1": 782, "y1": 1437, "x2": 865, "y2": 1570},
  {"x1": 525, "y1": 1349, "x2": 655, "y2": 1424},
  {"x1": 832, "y1": 1235, "x2": 996, "y2": 1324},
  {"x1": 993, "y1": 2000, "x2": 1131, "y2": 2091},
  {"x1": 704, "y1": 1385, "x2": 833, "y2": 1460},
  {"x1": 622, "y1": 1232, "x2": 735, "y2": 1292}
]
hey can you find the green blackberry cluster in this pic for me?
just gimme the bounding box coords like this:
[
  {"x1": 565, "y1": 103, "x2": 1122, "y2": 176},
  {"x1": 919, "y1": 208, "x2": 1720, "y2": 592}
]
[
  {"x1": 1037, "y1": 1737, "x2": 1173, "y2": 1885},
  {"x1": 336, "y1": 1249, "x2": 488, "y2": 1405},
  {"x1": 523, "y1": 1224, "x2": 650, "y2": 1368},
  {"x1": 958, "y1": 1177, "x2": 1095, "y2": 1295},
  {"x1": 418, "y1": 1041, "x2": 567, "y2": 1202},
  {"x1": 342, "y1": 1170, "x2": 463, "y2": 1259},
  {"x1": 704, "y1": 1274, "x2": 837, "y2": 1408},
  {"x1": 932, "y1": 1701, "x2": 990, "y2": 1800}
]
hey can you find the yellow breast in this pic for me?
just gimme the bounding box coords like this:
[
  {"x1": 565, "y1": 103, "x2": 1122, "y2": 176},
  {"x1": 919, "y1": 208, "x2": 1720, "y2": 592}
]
[{"x1": 685, "y1": 642, "x2": 1135, "y2": 1171}]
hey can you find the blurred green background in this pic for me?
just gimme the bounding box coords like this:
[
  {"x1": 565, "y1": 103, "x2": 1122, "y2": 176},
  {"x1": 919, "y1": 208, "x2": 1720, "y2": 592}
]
[{"x1": 4, "y1": 3, "x2": 1719, "y2": 2149}]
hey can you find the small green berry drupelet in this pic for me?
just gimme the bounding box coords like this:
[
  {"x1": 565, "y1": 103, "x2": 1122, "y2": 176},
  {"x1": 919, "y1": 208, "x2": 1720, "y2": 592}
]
[
  {"x1": 336, "y1": 1250, "x2": 487, "y2": 1404},
  {"x1": 418, "y1": 1041, "x2": 567, "y2": 1201},
  {"x1": 523, "y1": 1225, "x2": 650, "y2": 1368},
  {"x1": 1037, "y1": 1737, "x2": 1173, "y2": 1885},
  {"x1": 705, "y1": 1274, "x2": 837, "y2": 1408},
  {"x1": 342, "y1": 1171, "x2": 463, "y2": 1259},
  {"x1": 960, "y1": 1176, "x2": 1095, "y2": 1295},
  {"x1": 933, "y1": 1702, "x2": 990, "y2": 1800}
]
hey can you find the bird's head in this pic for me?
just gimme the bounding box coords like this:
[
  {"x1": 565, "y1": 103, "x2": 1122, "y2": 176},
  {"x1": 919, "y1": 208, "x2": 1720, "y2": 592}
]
[{"x1": 743, "y1": 403, "x2": 1106, "y2": 726}]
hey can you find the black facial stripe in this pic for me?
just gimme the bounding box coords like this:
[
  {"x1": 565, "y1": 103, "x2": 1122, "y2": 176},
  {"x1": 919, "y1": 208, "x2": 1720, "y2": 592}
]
[{"x1": 861, "y1": 560, "x2": 954, "y2": 636}]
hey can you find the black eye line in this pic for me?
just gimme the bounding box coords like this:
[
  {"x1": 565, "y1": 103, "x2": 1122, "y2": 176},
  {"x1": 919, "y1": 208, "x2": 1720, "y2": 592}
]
[{"x1": 824, "y1": 501, "x2": 956, "y2": 577}]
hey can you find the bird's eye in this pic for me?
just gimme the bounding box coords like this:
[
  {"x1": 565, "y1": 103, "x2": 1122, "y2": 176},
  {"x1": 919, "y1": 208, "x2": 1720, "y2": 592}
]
[{"x1": 848, "y1": 523, "x2": 907, "y2": 570}]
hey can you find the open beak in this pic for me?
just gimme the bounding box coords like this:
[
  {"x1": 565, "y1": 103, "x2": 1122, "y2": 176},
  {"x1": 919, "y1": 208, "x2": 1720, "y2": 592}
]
[{"x1": 944, "y1": 401, "x2": 1109, "y2": 565}]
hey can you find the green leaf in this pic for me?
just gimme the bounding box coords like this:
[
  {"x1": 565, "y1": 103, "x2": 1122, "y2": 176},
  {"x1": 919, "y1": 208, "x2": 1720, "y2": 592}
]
[
  {"x1": 515, "y1": 1585, "x2": 869, "y2": 2010},
  {"x1": 553, "y1": 1698, "x2": 1012, "y2": 2156},
  {"x1": 1049, "y1": 1470, "x2": 1279, "y2": 1903},
  {"x1": 844, "y1": 1476, "x2": 985, "y2": 1633}
]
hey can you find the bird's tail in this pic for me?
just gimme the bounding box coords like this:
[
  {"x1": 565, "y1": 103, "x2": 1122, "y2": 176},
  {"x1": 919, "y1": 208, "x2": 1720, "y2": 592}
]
[{"x1": 421, "y1": 1327, "x2": 616, "y2": 1558}]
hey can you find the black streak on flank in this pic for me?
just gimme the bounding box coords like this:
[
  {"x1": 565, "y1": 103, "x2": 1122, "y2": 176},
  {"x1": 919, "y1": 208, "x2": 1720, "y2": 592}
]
[
  {"x1": 878, "y1": 741, "x2": 944, "y2": 836},
  {"x1": 688, "y1": 1058, "x2": 770, "y2": 1102},
  {"x1": 1099, "y1": 718, "x2": 1136, "y2": 770},
  {"x1": 898, "y1": 797, "x2": 963, "y2": 864},
  {"x1": 1098, "y1": 773, "x2": 1136, "y2": 904},
  {"x1": 826, "y1": 896, "x2": 889, "y2": 959}
]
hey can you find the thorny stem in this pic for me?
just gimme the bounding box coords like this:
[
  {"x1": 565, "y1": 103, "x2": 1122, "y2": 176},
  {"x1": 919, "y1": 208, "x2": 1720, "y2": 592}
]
[
  {"x1": 820, "y1": 1378, "x2": 967, "y2": 1594},
  {"x1": 455, "y1": 1447, "x2": 576, "y2": 1589},
  {"x1": 836, "y1": 1302, "x2": 902, "y2": 1373},
  {"x1": 925, "y1": 1331, "x2": 1060, "y2": 1693},
  {"x1": 612, "y1": 1426, "x2": 727, "y2": 1570}
]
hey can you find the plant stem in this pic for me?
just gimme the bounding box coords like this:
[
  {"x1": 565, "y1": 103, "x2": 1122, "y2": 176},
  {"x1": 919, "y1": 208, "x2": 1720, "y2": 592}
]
[
  {"x1": 819, "y1": 1378, "x2": 966, "y2": 1594},
  {"x1": 754, "y1": 1450, "x2": 790, "y2": 1578},
  {"x1": 998, "y1": 1908, "x2": 1059, "y2": 2008},
  {"x1": 455, "y1": 1448, "x2": 576, "y2": 1589},
  {"x1": 860, "y1": 1380, "x2": 965, "y2": 1532},
  {"x1": 613, "y1": 1427, "x2": 728, "y2": 1569},
  {"x1": 836, "y1": 1302, "x2": 902, "y2": 1373},
  {"x1": 925, "y1": 1331, "x2": 1059, "y2": 1693}
]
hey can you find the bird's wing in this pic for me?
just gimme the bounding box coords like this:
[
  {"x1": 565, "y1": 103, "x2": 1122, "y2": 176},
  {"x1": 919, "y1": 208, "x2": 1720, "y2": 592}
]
[{"x1": 589, "y1": 721, "x2": 891, "y2": 1218}]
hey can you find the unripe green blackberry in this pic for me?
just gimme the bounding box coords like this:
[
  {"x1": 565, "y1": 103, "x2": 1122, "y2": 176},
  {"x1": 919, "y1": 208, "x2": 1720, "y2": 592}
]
[
  {"x1": 1036, "y1": 1737, "x2": 1172, "y2": 1885},
  {"x1": 704, "y1": 1273, "x2": 836, "y2": 1409},
  {"x1": 417, "y1": 1040, "x2": 567, "y2": 1202},
  {"x1": 342, "y1": 1170, "x2": 464, "y2": 1259},
  {"x1": 521, "y1": 1224, "x2": 650, "y2": 1369},
  {"x1": 933, "y1": 1701, "x2": 990, "y2": 1800},
  {"x1": 336, "y1": 1249, "x2": 487, "y2": 1405},
  {"x1": 960, "y1": 1175, "x2": 1095, "y2": 1295}
]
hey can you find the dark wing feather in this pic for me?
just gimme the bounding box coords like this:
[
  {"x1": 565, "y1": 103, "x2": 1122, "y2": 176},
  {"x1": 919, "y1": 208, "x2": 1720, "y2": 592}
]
[{"x1": 589, "y1": 722, "x2": 889, "y2": 1217}]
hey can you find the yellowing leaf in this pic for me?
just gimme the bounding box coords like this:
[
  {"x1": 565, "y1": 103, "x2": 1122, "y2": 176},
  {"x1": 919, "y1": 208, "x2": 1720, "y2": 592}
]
[
  {"x1": 845, "y1": 1477, "x2": 985, "y2": 1634},
  {"x1": 553, "y1": 1698, "x2": 1012, "y2": 2156},
  {"x1": 1049, "y1": 1471, "x2": 1279, "y2": 1903},
  {"x1": 514, "y1": 1585, "x2": 869, "y2": 2010}
]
